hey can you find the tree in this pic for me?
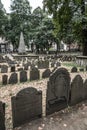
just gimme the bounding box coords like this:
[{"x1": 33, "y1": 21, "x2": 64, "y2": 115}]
[
  {"x1": 43, "y1": 0, "x2": 87, "y2": 55},
  {"x1": 0, "y1": 0, "x2": 8, "y2": 36},
  {"x1": 31, "y1": 7, "x2": 57, "y2": 53},
  {"x1": 8, "y1": 0, "x2": 32, "y2": 49}
]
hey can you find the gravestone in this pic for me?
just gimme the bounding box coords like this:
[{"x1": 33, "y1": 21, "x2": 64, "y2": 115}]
[
  {"x1": 56, "y1": 62, "x2": 61, "y2": 67},
  {"x1": 86, "y1": 66, "x2": 87, "y2": 71},
  {"x1": 11, "y1": 66, "x2": 15, "y2": 72},
  {"x1": 0, "y1": 101, "x2": 5, "y2": 130},
  {"x1": 18, "y1": 68, "x2": 23, "y2": 71},
  {"x1": 70, "y1": 75, "x2": 83, "y2": 105},
  {"x1": 30, "y1": 67, "x2": 40, "y2": 81},
  {"x1": 71, "y1": 67, "x2": 77, "y2": 73},
  {"x1": 38, "y1": 60, "x2": 49, "y2": 69},
  {"x1": 20, "y1": 70, "x2": 27, "y2": 82},
  {"x1": 83, "y1": 79, "x2": 87, "y2": 100},
  {"x1": 2, "y1": 75, "x2": 8, "y2": 85},
  {"x1": 24, "y1": 64, "x2": 28, "y2": 70},
  {"x1": 11, "y1": 87, "x2": 42, "y2": 128},
  {"x1": 42, "y1": 69, "x2": 51, "y2": 79},
  {"x1": 51, "y1": 62, "x2": 55, "y2": 68},
  {"x1": 1, "y1": 65, "x2": 8, "y2": 73},
  {"x1": 46, "y1": 68, "x2": 70, "y2": 115},
  {"x1": 79, "y1": 68, "x2": 84, "y2": 72},
  {"x1": 9, "y1": 73, "x2": 18, "y2": 84}
]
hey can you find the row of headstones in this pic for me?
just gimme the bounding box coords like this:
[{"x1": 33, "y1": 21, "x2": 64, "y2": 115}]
[
  {"x1": 2, "y1": 68, "x2": 51, "y2": 85},
  {"x1": 0, "y1": 60, "x2": 60, "y2": 73},
  {"x1": 1, "y1": 67, "x2": 87, "y2": 129},
  {"x1": 71, "y1": 66, "x2": 87, "y2": 73}
]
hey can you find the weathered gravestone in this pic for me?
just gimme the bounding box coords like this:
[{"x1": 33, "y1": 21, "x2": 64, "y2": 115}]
[
  {"x1": 70, "y1": 75, "x2": 83, "y2": 105},
  {"x1": 51, "y1": 62, "x2": 55, "y2": 68},
  {"x1": 46, "y1": 68, "x2": 70, "y2": 115},
  {"x1": 42, "y1": 69, "x2": 51, "y2": 79},
  {"x1": 11, "y1": 87, "x2": 42, "y2": 128},
  {"x1": 20, "y1": 70, "x2": 27, "y2": 82},
  {"x1": 79, "y1": 68, "x2": 84, "y2": 72},
  {"x1": 24, "y1": 64, "x2": 28, "y2": 70},
  {"x1": 56, "y1": 62, "x2": 61, "y2": 67},
  {"x1": 30, "y1": 67, "x2": 40, "y2": 81},
  {"x1": 86, "y1": 66, "x2": 87, "y2": 71},
  {"x1": 83, "y1": 79, "x2": 87, "y2": 100},
  {"x1": 38, "y1": 60, "x2": 49, "y2": 69},
  {"x1": 71, "y1": 66, "x2": 78, "y2": 73},
  {"x1": 0, "y1": 101, "x2": 5, "y2": 130},
  {"x1": 11, "y1": 66, "x2": 15, "y2": 72},
  {"x1": 18, "y1": 68, "x2": 23, "y2": 71},
  {"x1": 9, "y1": 73, "x2": 18, "y2": 84},
  {"x1": 2, "y1": 75, "x2": 8, "y2": 85},
  {"x1": 1, "y1": 65, "x2": 8, "y2": 73}
]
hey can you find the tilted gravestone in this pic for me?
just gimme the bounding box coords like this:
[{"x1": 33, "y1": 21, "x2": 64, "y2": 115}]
[
  {"x1": 9, "y1": 73, "x2": 18, "y2": 84},
  {"x1": 51, "y1": 62, "x2": 55, "y2": 68},
  {"x1": 0, "y1": 101, "x2": 5, "y2": 130},
  {"x1": 70, "y1": 75, "x2": 83, "y2": 105},
  {"x1": 71, "y1": 66, "x2": 78, "y2": 73},
  {"x1": 20, "y1": 70, "x2": 27, "y2": 82},
  {"x1": 11, "y1": 87, "x2": 42, "y2": 128},
  {"x1": 2, "y1": 75, "x2": 8, "y2": 85},
  {"x1": 30, "y1": 67, "x2": 40, "y2": 81},
  {"x1": 83, "y1": 79, "x2": 87, "y2": 100},
  {"x1": 46, "y1": 68, "x2": 70, "y2": 115},
  {"x1": 42, "y1": 69, "x2": 51, "y2": 79},
  {"x1": 1, "y1": 65, "x2": 8, "y2": 73}
]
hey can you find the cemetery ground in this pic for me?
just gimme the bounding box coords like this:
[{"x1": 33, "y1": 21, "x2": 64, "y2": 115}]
[{"x1": 0, "y1": 62, "x2": 87, "y2": 130}]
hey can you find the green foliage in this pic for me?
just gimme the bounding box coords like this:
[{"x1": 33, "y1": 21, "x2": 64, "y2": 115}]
[
  {"x1": 0, "y1": 0, "x2": 8, "y2": 36},
  {"x1": 43, "y1": 0, "x2": 87, "y2": 55}
]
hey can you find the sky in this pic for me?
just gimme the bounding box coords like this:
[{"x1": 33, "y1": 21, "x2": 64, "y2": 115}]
[{"x1": 1, "y1": 0, "x2": 43, "y2": 13}]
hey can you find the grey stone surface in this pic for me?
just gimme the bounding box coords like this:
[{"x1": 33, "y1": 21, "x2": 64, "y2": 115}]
[
  {"x1": 11, "y1": 87, "x2": 42, "y2": 128},
  {"x1": 2, "y1": 75, "x2": 8, "y2": 85},
  {"x1": 42, "y1": 69, "x2": 51, "y2": 79},
  {"x1": 9, "y1": 73, "x2": 18, "y2": 84},
  {"x1": 71, "y1": 67, "x2": 78, "y2": 73},
  {"x1": 0, "y1": 101, "x2": 5, "y2": 130},
  {"x1": 83, "y1": 79, "x2": 87, "y2": 100},
  {"x1": 20, "y1": 70, "x2": 27, "y2": 82},
  {"x1": 1, "y1": 65, "x2": 8, "y2": 73},
  {"x1": 70, "y1": 75, "x2": 83, "y2": 105},
  {"x1": 10, "y1": 66, "x2": 15, "y2": 72},
  {"x1": 30, "y1": 67, "x2": 40, "y2": 81},
  {"x1": 46, "y1": 68, "x2": 70, "y2": 115}
]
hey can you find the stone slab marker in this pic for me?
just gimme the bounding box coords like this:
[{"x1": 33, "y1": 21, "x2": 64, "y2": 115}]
[
  {"x1": 1, "y1": 65, "x2": 8, "y2": 73},
  {"x1": 9, "y1": 73, "x2": 18, "y2": 84},
  {"x1": 20, "y1": 70, "x2": 27, "y2": 82},
  {"x1": 70, "y1": 75, "x2": 83, "y2": 105},
  {"x1": 46, "y1": 68, "x2": 70, "y2": 115},
  {"x1": 83, "y1": 79, "x2": 87, "y2": 100},
  {"x1": 11, "y1": 87, "x2": 42, "y2": 128},
  {"x1": 30, "y1": 67, "x2": 40, "y2": 81},
  {"x1": 0, "y1": 101, "x2": 5, "y2": 130},
  {"x1": 42, "y1": 69, "x2": 51, "y2": 79},
  {"x1": 2, "y1": 75, "x2": 8, "y2": 85}
]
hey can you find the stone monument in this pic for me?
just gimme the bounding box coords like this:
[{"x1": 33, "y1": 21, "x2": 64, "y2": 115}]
[{"x1": 18, "y1": 32, "x2": 26, "y2": 54}]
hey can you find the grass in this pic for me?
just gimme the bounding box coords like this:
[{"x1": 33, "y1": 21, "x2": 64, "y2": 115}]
[{"x1": 62, "y1": 62, "x2": 85, "y2": 69}]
